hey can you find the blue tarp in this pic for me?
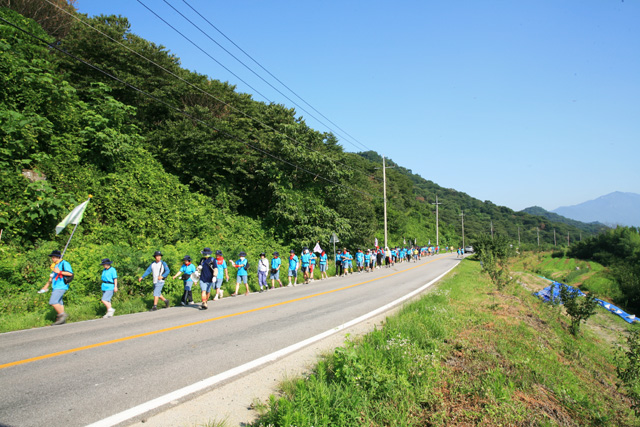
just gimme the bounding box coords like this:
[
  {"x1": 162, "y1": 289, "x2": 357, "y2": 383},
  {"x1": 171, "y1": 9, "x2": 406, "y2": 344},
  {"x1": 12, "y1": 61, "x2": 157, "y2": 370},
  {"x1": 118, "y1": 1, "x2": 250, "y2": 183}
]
[{"x1": 535, "y1": 281, "x2": 638, "y2": 324}]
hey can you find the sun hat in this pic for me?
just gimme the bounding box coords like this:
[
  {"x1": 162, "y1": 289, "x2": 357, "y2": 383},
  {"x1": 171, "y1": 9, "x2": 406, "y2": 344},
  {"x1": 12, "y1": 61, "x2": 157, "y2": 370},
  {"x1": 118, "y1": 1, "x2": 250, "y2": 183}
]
[
  {"x1": 201, "y1": 247, "x2": 212, "y2": 255},
  {"x1": 273, "y1": 251, "x2": 279, "y2": 256},
  {"x1": 239, "y1": 251, "x2": 247, "y2": 257},
  {"x1": 290, "y1": 249, "x2": 295, "y2": 253},
  {"x1": 100, "y1": 258, "x2": 112, "y2": 265},
  {"x1": 183, "y1": 255, "x2": 192, "y2": 261},
  {"x1": 153, "y1": 251, "x2": 163, "y2": 257},
  {"x1": 215, "y1": 250, "x2": 223, "y2": 256},
  {"x1": 48, "y1": 250, "x2": 62, "y2": 258}
]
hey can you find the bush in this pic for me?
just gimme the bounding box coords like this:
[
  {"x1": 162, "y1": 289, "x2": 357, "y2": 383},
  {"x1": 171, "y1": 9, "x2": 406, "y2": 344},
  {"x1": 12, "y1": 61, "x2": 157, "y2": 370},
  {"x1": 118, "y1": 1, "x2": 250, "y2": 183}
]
[{"x1": 559, "y1": 284, "x2": 598, "y2": 336}]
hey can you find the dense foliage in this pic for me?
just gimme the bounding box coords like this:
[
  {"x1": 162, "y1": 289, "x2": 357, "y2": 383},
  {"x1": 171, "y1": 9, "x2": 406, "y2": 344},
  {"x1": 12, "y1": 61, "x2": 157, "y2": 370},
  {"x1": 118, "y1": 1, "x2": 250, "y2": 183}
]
[
  {"x1": 568, "y1": 226, "x2": 640, "y2": 312},
  {"x1": 0, "y1": 5, "x2": 607, "y2": 322}
]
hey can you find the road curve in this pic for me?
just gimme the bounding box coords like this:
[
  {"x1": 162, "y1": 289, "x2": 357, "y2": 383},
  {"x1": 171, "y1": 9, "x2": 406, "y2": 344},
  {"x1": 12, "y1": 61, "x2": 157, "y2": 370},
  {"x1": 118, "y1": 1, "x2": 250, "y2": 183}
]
[{"x1": 0, "y1": 253, "x2": 460, "y2": 427}]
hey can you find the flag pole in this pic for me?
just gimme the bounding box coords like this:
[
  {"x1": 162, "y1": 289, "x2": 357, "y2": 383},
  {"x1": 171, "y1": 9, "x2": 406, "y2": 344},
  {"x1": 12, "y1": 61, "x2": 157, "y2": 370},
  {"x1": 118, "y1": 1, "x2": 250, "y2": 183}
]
[
  {"x1": 60, "y1": 223, "x2": 79, "y2": 259},
  {"x1": 58, "y1": 195, "x2": 92, "y2": 259}
]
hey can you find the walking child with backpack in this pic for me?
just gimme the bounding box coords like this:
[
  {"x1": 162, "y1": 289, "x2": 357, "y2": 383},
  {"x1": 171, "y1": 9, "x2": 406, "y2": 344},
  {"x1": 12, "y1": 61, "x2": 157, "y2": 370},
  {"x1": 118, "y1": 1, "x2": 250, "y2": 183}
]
[
  {"x1": 38, "y1": 249, "x2": 74, "y2": 325},
  {"x1": 197, "y1": 248, "x2": 218, "y2": 309},
  {"x1": 172, "y1": 255, "x2": 196, "y2": 306}
]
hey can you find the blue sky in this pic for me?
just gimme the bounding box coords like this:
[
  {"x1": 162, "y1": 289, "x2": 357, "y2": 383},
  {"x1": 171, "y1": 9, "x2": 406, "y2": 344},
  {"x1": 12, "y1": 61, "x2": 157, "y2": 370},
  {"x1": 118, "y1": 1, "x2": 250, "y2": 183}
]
[{"x1": 75, "y1": 0, "x2": 640, "y2": 211}]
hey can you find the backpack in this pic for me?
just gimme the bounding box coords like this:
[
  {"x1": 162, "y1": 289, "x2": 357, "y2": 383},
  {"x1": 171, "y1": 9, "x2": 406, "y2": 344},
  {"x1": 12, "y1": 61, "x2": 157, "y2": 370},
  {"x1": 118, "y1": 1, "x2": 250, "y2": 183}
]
[{"x1": 61, "y1": 261, "x2": 74, "y2": 285}]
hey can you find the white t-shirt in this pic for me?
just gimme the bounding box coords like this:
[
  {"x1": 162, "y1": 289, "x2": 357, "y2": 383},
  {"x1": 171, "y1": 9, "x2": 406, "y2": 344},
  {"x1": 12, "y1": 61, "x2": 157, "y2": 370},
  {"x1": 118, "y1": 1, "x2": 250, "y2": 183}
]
[{"x1": 258, "y1": 258, "x2": 269, "y2": 272}]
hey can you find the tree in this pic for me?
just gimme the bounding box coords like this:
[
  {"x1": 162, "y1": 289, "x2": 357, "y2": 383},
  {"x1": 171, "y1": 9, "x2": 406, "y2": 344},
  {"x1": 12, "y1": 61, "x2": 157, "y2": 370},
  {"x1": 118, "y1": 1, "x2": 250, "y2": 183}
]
[{"x1": 559, "y1": 284, "x2": 598, "y2": 336}]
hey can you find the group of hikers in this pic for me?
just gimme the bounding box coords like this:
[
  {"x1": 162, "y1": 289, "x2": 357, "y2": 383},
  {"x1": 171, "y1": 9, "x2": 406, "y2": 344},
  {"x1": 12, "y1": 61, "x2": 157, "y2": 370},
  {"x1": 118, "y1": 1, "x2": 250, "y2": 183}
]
[{"x1": 38, "y1": 244, "x2": 465, "y2": 325}]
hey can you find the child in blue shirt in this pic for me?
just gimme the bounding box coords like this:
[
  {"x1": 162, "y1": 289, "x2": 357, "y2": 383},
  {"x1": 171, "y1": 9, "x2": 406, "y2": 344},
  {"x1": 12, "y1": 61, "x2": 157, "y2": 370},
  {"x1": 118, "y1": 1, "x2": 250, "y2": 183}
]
[
  {"x1": 270, "y1": 252, "x2": 283, "y2": 288},
  {"x1": 230, "y1": 251, "x2": 250, "y2": 296},
  {"x1": 172, "y1": 255, "x2": 196, "y2": 306},
  {"x1": 38, "y1": 249, "x2": 73, "y2": 325},
  {"x1": 100, "y1": 258, "x2": 118, "y2": 317},
  {"x1": 319, "y1": 251, "x2": 328, "y2": 280},
  {"x1": 288, "y1": 250, "x2": 299, "y2": 286}
]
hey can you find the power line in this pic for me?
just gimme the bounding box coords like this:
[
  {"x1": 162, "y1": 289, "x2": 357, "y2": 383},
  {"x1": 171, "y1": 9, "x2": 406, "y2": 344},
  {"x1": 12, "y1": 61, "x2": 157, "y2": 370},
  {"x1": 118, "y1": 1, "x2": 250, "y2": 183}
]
[
  {"x1": 42, "y1": 0, "x2": 380, "y2": 182},
  {"x1": 178, "y1": 0, "x2": 373, "y2": 153},
  {"x1": 0, "y1": 16, "x2": 378, "y2": 200},
  {"x1": 142, "y1": 0, "x2": 370, "y2": 153}
]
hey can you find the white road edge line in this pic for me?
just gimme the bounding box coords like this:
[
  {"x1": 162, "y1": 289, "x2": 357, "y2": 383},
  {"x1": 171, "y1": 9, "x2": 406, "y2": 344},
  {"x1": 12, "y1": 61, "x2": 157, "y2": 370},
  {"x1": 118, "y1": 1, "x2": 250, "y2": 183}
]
[{"x1": 87, "y1": 260, "x2": 460, "y2": 427}]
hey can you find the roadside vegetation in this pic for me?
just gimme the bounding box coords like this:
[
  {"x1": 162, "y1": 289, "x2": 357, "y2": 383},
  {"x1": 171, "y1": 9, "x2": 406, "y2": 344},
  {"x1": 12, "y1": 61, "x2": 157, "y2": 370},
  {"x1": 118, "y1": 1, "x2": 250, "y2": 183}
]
[{"x1": 251, "y1": 259, "x2": 639, "y2": 426}]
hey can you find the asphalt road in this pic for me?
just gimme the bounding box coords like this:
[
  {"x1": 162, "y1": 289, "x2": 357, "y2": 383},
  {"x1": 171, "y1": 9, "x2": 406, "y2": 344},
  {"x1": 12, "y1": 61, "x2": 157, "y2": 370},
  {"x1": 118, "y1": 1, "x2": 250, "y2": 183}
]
[{"x1": 0, "y1": 253, "x2": 461, "y2": 427}]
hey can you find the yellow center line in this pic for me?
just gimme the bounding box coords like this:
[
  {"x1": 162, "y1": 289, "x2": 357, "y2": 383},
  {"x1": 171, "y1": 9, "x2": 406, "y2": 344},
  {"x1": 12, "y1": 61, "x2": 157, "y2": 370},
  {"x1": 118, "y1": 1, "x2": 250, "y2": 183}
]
[{"x1": 0, "y1": 256, "x2": 447, "y2": 370}]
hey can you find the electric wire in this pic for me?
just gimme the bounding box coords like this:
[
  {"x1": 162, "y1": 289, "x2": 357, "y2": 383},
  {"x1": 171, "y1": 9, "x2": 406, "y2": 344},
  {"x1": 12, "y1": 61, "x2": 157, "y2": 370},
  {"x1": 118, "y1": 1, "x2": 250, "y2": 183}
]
[
  {"x1": 179, "y1": 0, "x2": 373, "y2": 153},
  {"x1": 0, "y1": 16, "x2": 378, "y2": 199},
  {"x1": 163, "y1": 0, "x2": 370, "y2": 153},
  {"x1": 41, "y1": 0, "x2": 381, "y2": 182}
]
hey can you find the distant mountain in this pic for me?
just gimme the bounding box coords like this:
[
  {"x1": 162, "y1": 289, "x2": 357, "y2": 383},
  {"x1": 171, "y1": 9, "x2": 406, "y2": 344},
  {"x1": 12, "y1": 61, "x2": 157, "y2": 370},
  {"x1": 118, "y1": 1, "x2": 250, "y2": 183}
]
[
  {"x1": 552, "y1": 192, "x2": 640, "y2": 227},
  {"x1": 521, "y1": 206, "x2": 608, "y2": 234}
]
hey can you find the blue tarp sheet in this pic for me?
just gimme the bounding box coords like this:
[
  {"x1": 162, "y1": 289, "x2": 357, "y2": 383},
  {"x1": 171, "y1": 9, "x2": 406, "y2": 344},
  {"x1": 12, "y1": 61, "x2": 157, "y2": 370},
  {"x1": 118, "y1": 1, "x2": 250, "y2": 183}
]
[{"x1": 535, "y1": 281, "x2": 638, "y2": 324}]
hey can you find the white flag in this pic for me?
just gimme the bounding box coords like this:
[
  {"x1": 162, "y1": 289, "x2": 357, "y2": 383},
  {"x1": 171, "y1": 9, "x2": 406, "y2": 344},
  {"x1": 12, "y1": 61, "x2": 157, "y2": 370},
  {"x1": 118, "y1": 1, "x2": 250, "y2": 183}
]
[
  {"x1": 55, "y1": 199, "x2": 90, "y2": 235},
  {"x1": 313, "y1": 241, "x2": 322, "y2": 253},
  {"x1": 403, "y1": 238, "x2": 406, "y2": 245},
  {"x1": 374, "y1": 237, "x2": 378, "y2": 247}
]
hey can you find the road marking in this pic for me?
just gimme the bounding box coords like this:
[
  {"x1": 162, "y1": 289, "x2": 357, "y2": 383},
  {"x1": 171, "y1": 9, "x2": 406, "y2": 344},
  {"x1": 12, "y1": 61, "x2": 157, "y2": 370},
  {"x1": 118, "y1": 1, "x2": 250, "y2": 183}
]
[
  {"x1": 86, "y1": 260, "x2": 460, "y2": 427},
  {"x1": 0, "y1": 256, "x2": 452, "y2": 370}
]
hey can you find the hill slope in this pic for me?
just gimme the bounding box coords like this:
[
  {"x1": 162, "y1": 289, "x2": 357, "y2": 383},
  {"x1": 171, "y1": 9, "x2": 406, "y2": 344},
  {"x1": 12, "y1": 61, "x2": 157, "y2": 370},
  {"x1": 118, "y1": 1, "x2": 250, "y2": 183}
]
[{"x1": 553, "y1": 192, "x2": 640, "y2": 227}]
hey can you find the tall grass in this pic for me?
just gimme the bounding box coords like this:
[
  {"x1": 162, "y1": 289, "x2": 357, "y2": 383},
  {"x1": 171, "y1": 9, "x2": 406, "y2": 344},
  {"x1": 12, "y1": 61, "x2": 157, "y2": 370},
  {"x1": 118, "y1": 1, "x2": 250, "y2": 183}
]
[{"x1": 252, "y1": 260, "x2": 639, "y2": 426}]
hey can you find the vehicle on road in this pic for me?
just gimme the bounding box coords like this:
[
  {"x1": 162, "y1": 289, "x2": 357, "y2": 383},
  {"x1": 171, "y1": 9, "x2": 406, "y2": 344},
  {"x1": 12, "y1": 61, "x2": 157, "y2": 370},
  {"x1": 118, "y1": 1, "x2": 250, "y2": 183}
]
[{"x1": 464, "y1": 246, "x2": 474, "y2": 253}]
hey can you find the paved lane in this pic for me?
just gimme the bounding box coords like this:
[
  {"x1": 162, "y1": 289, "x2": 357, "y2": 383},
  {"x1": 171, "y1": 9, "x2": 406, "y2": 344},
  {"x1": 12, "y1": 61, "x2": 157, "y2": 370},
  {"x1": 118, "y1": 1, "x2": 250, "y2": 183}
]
[{"x1": 0, "y1": 253, "x2": 460, "y2": 426}]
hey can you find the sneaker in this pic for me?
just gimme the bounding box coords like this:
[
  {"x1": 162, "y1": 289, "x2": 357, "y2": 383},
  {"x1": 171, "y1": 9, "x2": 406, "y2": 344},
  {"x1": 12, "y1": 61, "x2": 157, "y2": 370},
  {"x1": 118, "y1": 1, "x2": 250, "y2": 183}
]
[
  {"x1": 53, "y1": 312, "x2": 68, "y2": 325},
  {"x1": 150, "y1": 305, "x2": 157, "y2": 311},
  {"x1": 164, "y1": 300, "x2": 170, "y2": 308},
  {"x1": 103, "y1": 308, "x2": 116, "y2": 318},
  {"x1": 200, "y1": 301, "x2": 208, "y2": 310},
  {"x1": 213, "y1": 294, "x2": 219, "y2": 301}
]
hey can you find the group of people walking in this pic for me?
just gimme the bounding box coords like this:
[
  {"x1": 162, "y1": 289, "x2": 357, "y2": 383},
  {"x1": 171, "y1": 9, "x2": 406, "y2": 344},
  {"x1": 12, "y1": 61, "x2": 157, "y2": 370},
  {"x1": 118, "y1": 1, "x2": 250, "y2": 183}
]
[{"x1": 38, "y1": 244, "x2": 462, "y2": 325}]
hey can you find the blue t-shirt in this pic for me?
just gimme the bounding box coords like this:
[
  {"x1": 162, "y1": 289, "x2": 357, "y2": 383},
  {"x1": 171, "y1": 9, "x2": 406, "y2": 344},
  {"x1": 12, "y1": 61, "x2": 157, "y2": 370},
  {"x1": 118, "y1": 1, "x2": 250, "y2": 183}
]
[
  {"x1": 101, "y1": 266, "x2": 118, "y2": 291},
  {"x1": 289, "y1": 255, "x2": 298, "y2": 270},
  {"x1": 216, "y1": 259, "x2": 227, "y2": 279},
  {"x1": 335, "y1": 253, "x2": 342, "y2": 263},
  {"x1": 310, "y1": 253, "x2": 317, "y2": 265},
  {"x1": 300, "y1": 253, "x2": 310, "y2": 267},
  {"x1": 271, "y1": 257, "x2": 282, "y2": 269},
  {"x1": 234, "y1": 258, "x2": 248, "y2": 276},
  {"x1": 51, "y1": 260, "x2": 73, "y2": 290},
  {"x1": 319, "y1": 254, "x2": 327, "y2": 265},
  {"x1": 180, "y1": 263, "x2": 196, "y2": 282},
  {"x1": 356, "y1": 252, "x2": 364, "y2": 263}
]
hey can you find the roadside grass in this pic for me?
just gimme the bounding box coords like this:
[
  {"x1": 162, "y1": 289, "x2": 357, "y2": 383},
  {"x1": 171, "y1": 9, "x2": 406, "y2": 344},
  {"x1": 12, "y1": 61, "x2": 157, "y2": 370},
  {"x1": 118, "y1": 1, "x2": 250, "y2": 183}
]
[{"x1": 252, "y1": 260, "x2": 639, "y2": 426}]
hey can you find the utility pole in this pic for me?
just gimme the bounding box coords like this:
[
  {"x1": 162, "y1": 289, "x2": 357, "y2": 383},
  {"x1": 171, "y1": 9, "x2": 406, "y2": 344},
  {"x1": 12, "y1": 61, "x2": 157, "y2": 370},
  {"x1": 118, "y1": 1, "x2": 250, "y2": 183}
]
[
  {"x1": 567, "y1": 231, "x2": 570, "y2": 247},
  {"x1": 378, "y1": 156, "x2": 395, "y2": 250},
  {"x1": 537, "y1": 227, "x2": 540, "y2": 246},
  {"x1": 490, "y1": 221, "x2": 494, "y2": 239},
  {"x1": 432, "y1": 195, "x2": 442, "y2": 246},
  {"x1": 383, "y1": 156, "x2": 388, "y2": 250},
  {"x1": 554, "y1": 229, "x2": 557, "y2": 247},
  {"x1": 460, "y1": 210, "x2": 465, "y2": 249},
  {"x1": 517, "y1": 226, "x2": 521, "y2": 247}
]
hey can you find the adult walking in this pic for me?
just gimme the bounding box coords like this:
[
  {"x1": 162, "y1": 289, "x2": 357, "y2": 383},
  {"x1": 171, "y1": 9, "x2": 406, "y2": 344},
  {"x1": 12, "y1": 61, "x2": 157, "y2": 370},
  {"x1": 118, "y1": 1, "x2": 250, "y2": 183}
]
[
  {"x1": 100, "y1": 258, "x2": 117, "y2": 318},
  {"x1": 38, "y1": 249, "x2": 73, "y2": 325}
]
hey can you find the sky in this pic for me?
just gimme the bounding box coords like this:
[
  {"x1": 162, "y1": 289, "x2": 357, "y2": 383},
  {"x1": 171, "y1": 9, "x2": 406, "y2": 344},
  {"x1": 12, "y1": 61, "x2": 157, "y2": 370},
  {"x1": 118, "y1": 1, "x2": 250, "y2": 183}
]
[{"x1": 74, "y1": 0, "x2": 640, "y2": 212}]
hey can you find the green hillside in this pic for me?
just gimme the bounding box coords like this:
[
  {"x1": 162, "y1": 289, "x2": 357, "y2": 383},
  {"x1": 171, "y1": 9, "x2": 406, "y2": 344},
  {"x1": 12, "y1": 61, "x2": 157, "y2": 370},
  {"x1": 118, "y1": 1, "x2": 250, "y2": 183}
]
[
  {"x1": 522, "y1": 206, "x2": 608, "y2": 235},
  {"x1": 0, "y1": 4, "x2": 609, "y2": 324}
]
